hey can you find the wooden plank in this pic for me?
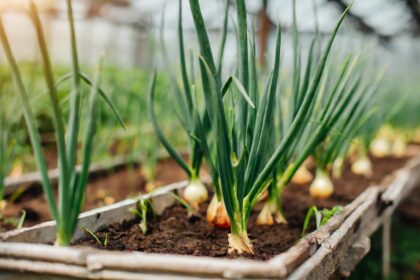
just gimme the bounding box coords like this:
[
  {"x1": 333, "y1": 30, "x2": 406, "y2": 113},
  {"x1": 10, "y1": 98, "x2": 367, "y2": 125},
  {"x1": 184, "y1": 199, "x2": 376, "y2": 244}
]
[
  {"x1": 0, "y1": 259, "x2": 89, "y2": 279},
  {"x1": 269, "y1": 186, "x2": 375, "y2": 276},
  {"x1": 86, "y1": 252, "x2": 282, "y2": 279},
  {"x1": 288, "y1": 156, "x2": 420, "y2": 279},
  {"x1": 288, "y1": 188, "x2": 379, "y2": 280}
]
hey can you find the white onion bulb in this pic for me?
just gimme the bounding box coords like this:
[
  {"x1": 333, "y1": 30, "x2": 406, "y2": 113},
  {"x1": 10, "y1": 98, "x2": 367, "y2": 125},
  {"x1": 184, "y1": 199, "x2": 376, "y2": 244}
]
[
  {"x1": 371, "y1": 138, "x2": 391, "y2": 158},
  {"x1": 391, "y1": 137, "x2": 407, "y2": 158},
  {"x1": 351, "y1": 156, "x2": 373, "y2": 177},
  {"x1": 309, "y1": 170, "x2": 334, "y2": 199},
  {"x1": 292, "y1": 164, "x2": 313, "y2": 185},
  {"x1": 256, "y1": 199, "x2": 287, "y2": 225},
  {"x1": 183, "y1": 179, "x2": 208, "y2": 210}
]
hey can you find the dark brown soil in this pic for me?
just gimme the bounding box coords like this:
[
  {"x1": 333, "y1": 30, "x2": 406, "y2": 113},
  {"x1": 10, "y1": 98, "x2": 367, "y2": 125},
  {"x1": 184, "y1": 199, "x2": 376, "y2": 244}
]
[
  {"x1": 74, "y1": 201, "x2": 301, "y2": 261},
  {"x1": 72, "y1": 155, "x2": 411, "y2": 261}
]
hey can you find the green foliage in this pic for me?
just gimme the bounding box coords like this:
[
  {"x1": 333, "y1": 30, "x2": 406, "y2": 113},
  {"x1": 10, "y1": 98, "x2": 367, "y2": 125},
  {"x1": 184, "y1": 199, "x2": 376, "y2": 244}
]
[
  {"x1": 16, "y1": 209, "x2": 26, "y2": 229},
  {"x1": 149, "y1": 0, "x2": 229, "y2": 201},
  {"x1": 130, "y1": 197, "x2": 156, "y2": 234},
  {"x1": 0, "y1": 62, "x2": 63, "y2": 178},
  {"x1": 0, "y1": 209, "x2": 27, "y2": 229},
  {"x1": 0, "y1": 112, "x2": 13, "y2": 200},
  {"x1": 162, "y1": 0, "x2": 355, "y2": 251},
  {"x1": 0, "y1": 53, "x2": 182, "y2": 182},
  {"x1": 83, "y1": 227, "x2": 109, "y2": 247},
  {"x1": 382, "y1": 79, "x2": 420, "y2": 131},
  {"x1": 302, "y1": 205, "x2": 342, "y2": 237},
  {"x1": 313, "y1": 59, "x2": 384, "y2": 170},
  {"x1": 0, "y1": 0, "x2": 120, "y2": 245},
  {"x1": 169, "y1": 192, "x2": 198, "y2": 217}
]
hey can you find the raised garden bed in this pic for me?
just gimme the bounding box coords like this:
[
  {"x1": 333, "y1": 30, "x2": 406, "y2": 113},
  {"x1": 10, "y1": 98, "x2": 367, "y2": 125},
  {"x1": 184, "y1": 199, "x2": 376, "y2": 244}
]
[
  {"x1": 1, "y1": 0, "x2": 419, "y2": 279},
  {"x1": 1, "y1": 154, "x2": 419, "y2": 279}
]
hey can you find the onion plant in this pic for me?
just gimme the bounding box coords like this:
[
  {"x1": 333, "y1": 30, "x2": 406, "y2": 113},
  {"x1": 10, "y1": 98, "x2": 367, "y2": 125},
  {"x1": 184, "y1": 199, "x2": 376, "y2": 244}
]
[
  {"x1": 0, "y1": 112, "x2": 13, "y2": 209},
  {"x1": 373, "y1": 83, "x2": 417, "y2": 158},
  {"x1": 0, "y1": 0, "x2": 119, "y2": 245},
  {"x1": 353, "y1": 88, "x2": 406, "y2": 176},
  {"x1": 96, "y1": 66, "x2": 175, "y2": 168},
  {"x1": 0, "y1": 94, "x2": 22, "y2": 209},
  {"x1": 153, "y1": 0, "x2": 351, "y2": 253},
  {"x1": 309, "y1": 62, "x2": 383, "y2": 198},
  {"x1": 149, "y1": 0, "x2": 231, "y2": 228},
  {"x1": 301, "y1": 205, "x2": 342, "y2": 237},
  {"x1": 259, "y1": 64, "x2": 366, "y2": 217},
  {"x1": 256, "y1": 1, "x2": 365, "y2": 224},
  {"x1": 362, "y1": 81, "x2": 411, "y2": 160},
  {"x1": 150, "y1": 0, "x2": 207, "y2": 208},
  {"x1": 368, "y1": 125, "x2": 394, "y2": 159}
]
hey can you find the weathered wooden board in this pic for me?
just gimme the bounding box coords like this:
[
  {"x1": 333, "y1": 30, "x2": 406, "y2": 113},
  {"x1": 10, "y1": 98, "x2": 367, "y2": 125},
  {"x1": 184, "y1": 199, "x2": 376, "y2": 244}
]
[{"x1": 289, "y1": 157, "x2": 420, "y2": 279}]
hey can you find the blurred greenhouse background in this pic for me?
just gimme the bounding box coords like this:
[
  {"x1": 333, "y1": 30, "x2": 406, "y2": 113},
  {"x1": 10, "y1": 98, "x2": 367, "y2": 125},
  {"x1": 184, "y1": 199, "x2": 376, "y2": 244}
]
[{"x1": 1, "y1": 0, "x2": 420, "y2": 75}]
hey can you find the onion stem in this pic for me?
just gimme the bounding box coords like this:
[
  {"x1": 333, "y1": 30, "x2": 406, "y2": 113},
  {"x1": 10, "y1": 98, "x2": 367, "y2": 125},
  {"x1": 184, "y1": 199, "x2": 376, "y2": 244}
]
[
  {"x1": 332, "y1": 157, "x2": 344, "y2": 179},
  {"x1": 256, "y1": 197, "x2": 287, "y2": 225},
  {"x1": 257, "y1": 179, "x2": 287, "y2": 225},
  {"x1": 0, "y1": 200, "x2": 6, "y2": 216}
]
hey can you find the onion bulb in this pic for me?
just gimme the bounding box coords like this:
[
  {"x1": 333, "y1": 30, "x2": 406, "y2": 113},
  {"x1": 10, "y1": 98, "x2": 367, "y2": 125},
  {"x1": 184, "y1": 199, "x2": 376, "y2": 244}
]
[
  {"x1": 370, "y1": 138, "x2": 391, "y2": 158},
  {"x1": 104, "y1": 196, "x2": 115, "y2": 205},
  {"x1": 291, "y1": 163, "x2": 313, "y2": 185},
  {"x1": 309, "y1": 170, "x2": 334, "y2": 199},
  {"x1": 183, "y1": 179, "x2": 208, "y2": 210},
  {"x1": 414, "y1": 129, "x2": 420, "y2": 144},
  {"x1": 145, "y1": 182, "x2": 157, "y2": 193},
  {"x1": 351, "y1": 156, "x2": 373, "y2": 177},
  {"x1": 391, "y1": 136, "x2": 407, "y2": 158},
  {"x1": 207, "y1": 195, "x2": 230, "y2": 229},
  {"x1": 0, "y1": 200, "x2": 6, "y2": 214},
  {"x1": 256, "y1": 199, "x2": 287, "y2": 225}
]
